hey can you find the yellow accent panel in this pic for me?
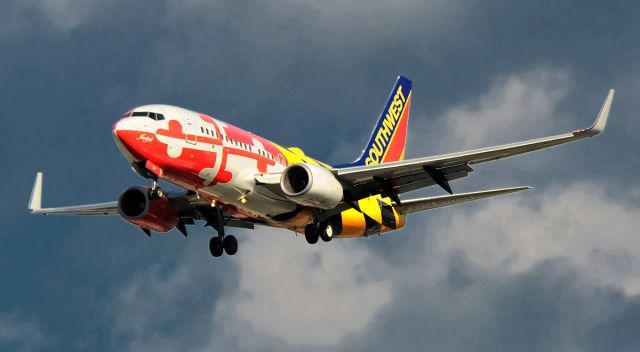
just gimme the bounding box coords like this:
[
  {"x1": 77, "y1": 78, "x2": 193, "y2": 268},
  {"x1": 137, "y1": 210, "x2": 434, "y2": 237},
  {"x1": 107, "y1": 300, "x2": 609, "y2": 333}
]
[
  {"x1": 382, "y1": 197, "x2": 403, "y2": 229},
  {"x1": 395, "y1": 214, "x2": 407, "y2": 229},
  {"x1": 358, "y1": 196, "x2": 382, "y2": 224},
  {"x1": 340, "y1": 208, "x2": 366, "y2": 237},
  {"x1": 273, "y1": 145, "x2": 331, "y2": 168},
  {"x1": 288, "y1": 147, "x2": 305, "y2": 156},
  {"x1": 335, "y1": 195, "x2": 407, "y2": 238},
  {"x1": 332, "y1": 195, "x2": 406, "y2": 238}
]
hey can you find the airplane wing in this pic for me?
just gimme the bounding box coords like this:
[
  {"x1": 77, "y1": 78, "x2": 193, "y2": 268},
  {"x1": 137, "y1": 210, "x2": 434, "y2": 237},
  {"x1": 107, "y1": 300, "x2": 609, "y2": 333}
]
[
  {"x1": 335, "y1": 89, "x2": 614, "y2": 201},
  {"x1": 395, "y1": 186, "x2": 530, "y2": 214},
  {"x1": 28, "y1": 172, "x2": 119, "y2": 215},
  {"x1": 28, "y1": 172, "x2": 255, "y2": 230}
]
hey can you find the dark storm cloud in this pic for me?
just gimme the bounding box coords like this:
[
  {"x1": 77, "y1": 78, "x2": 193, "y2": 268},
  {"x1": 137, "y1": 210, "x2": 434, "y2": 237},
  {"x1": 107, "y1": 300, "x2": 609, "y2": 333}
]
[
  {"x1": 345, "y1": 256, "x2": 640, "y2": 352},
  {"x1": 1, "y1": 0, "x2": 640, "y2": 351}
]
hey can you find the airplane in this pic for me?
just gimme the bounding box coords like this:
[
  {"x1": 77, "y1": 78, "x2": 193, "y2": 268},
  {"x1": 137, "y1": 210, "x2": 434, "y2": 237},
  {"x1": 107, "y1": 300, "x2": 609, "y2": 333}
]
[{"x1": 28, "y1": 76, "x2": 615, "y2": 258}]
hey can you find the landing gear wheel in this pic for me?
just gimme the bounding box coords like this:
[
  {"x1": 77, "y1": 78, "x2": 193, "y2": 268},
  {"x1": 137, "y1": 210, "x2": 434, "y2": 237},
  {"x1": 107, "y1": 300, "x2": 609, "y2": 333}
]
[
  {"x1": 209, "y1": 237, "x2": 224, "y2": 257},
  {"x1": 223, "y1": 235, "x2": 238, "y2": 255},
  {"x1": 304, "y1": 224, "x2": 319, "y2": 244},
  {"x1": 149, "y1": 187, "x2": 164, "y2": 199},
  {"x1": 320, "y1": 223, "x2": 333, "y2": 242}
]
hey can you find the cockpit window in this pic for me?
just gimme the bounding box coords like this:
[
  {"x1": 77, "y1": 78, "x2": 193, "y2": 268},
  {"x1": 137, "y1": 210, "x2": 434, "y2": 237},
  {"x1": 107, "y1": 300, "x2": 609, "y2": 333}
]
[{"x1": 130, "y1": 111, "x2": 165, "y2": 121}]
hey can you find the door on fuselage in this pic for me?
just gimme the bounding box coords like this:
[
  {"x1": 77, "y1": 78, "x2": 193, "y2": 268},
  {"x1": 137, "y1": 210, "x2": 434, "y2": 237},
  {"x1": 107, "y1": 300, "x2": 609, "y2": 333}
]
[{"x1": 182, "y1": 115, "x2": 197, "y2": 145}]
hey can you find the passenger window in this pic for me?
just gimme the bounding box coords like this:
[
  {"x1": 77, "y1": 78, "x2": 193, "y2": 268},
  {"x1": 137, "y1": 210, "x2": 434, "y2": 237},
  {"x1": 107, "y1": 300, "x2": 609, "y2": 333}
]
[{"x1": 201, "y1": 127, "x2": 205, "y2": 133}]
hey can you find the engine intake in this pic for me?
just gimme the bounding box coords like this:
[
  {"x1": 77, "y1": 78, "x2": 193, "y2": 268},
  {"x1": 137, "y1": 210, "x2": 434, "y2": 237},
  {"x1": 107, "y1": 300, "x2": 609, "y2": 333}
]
[
  {"x1": 280, "y1": 163, "x2": 343, "y2": 209},
  {"x1": 118, "y1": 186, "x2": 179, "y2": 232}
]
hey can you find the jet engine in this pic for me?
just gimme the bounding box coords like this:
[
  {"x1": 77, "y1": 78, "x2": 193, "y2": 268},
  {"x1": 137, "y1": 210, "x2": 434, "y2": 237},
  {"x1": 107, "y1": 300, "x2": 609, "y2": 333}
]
[
  {"x1": 117, "y1": 186, "x2": 179, "y2": 232},
  {"x1": 280, "y1": 163, "x2": 344, "y2": 209}
]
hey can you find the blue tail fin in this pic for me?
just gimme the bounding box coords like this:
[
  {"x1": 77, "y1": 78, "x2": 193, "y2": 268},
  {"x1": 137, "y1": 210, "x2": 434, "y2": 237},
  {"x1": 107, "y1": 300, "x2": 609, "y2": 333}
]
[{"x1": 336, "y1": 76, "x2": 412, "y2": 168}]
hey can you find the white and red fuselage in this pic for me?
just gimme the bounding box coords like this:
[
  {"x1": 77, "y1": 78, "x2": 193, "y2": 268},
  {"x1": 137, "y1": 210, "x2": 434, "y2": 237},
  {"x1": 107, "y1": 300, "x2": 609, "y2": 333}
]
[{"x1": 112, "y1": 105, "x2": 325, "y2": 232}]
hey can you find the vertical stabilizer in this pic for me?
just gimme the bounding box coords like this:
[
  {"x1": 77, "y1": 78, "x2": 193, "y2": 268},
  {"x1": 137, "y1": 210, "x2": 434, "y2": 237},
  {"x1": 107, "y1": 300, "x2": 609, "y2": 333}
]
[{"x1": 337, "y1": 76, "x2": 412, "y2": 167}]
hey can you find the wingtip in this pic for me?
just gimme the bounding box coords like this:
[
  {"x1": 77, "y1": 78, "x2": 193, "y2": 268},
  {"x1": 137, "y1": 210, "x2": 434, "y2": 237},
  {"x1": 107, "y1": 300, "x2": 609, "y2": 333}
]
[
  {"x1": 493, "y1": 186, "x2": 532, "y2": 195},
  {"x1": 28, "y1": 172, "x2": 43, "y2": 211},
  {"x1": 506, "y1": 186, "x2": 532, "y2": 193},
  {"x1": 586, "y1": 89, "x2": 615, "y2": 135}
]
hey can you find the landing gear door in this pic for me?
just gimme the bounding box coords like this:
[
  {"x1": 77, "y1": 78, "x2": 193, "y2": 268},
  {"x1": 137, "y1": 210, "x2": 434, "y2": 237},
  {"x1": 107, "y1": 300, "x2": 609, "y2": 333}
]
[{"x1": 182, "y1": 115, "x2": 197, "y2": 145}]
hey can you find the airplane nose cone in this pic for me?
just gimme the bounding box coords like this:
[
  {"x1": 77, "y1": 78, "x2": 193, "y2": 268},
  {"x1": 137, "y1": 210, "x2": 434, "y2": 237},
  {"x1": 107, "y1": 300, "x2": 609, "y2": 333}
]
[
  {"x1": 112, "y1": 119, "x2": 123, "y2": 138},
  {"x1": 112, "y1": 118, "x2": 143, "y2": 162},
  {"x1": 112, "y1": 118, "x2": 137, "y2": 139}
]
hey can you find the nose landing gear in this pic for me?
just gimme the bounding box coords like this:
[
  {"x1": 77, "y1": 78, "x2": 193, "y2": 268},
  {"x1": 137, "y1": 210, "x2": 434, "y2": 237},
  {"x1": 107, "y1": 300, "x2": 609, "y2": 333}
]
[{"x1": 149, "y1": 178, "x2": 165, "y2": 199}]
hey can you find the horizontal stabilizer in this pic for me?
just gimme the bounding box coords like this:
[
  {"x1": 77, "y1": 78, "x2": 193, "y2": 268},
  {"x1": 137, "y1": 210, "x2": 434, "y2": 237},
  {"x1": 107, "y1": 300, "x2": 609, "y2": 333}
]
[{"x1": 395, "y1": 186, "x2": 531, "y2": 214}]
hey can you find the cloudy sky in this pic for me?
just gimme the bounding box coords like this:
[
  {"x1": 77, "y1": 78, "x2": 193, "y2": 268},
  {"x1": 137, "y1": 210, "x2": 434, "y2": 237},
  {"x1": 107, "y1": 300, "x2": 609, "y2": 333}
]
[{"x1": 2, "y1": 0, "x2": 640, "y2": 351}]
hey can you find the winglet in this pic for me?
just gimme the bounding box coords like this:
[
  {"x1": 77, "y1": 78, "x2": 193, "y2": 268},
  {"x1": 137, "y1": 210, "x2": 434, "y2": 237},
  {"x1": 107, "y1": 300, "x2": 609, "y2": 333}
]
[
  {"x1": 29, "y1": 172, "x2": 43, "y2": 212},
  {"x1": 577, "y1": 89, "x2": 615, "y2": 136}
]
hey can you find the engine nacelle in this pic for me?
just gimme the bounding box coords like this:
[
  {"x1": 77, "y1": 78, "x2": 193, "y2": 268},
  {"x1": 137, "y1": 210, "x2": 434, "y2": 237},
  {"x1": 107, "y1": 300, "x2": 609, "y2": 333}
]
[
  {"x1": 280, "y1": 163, "x2": 343, "y2": 209},
  {"x1": 118, "y1": 186, "x2": 179, "y2": 232}
]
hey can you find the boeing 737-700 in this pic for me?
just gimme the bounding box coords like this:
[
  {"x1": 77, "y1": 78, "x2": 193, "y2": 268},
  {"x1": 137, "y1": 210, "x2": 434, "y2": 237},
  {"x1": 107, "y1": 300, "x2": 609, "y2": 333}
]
[{"x1": 28, "y1": 76, "x2": 615, "y2": 258}]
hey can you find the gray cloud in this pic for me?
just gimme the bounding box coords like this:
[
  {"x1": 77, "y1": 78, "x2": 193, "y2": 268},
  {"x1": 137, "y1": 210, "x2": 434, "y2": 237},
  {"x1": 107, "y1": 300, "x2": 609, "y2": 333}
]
[
  {"x1": 0, "y1": 0, "x2": 96, "y2": 36},
  {"x1": 413, "y1": 67, "x2": 571, "y2": 151},
  {"x1": 0, "y1": 311, "x2": 47, "y2": 352},
  {"x1": 214, "y1": 231, "x2": 391, "y2": 346},
  {"x1": 104, "y1": 178, "x2": 640, "y2": 351}
]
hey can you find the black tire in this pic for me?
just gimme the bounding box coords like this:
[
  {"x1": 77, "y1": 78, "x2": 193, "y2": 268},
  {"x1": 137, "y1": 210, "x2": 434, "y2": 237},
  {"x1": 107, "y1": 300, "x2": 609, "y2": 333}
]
[
  {"x1": 320, "y1": 223, "x2": 333, "y2": 242},
  {"x1": 209, "y1": 237, "x2": 224, "y2": 257},
  {"x1": 304, "y1": 224, "x2": 319, "y2": 244},
  {"x1": 149, "y1": 187, "x2": 164, "y2": 199},
  {"x1": 223, "y1": 235, "x2": 238, "y2": 255}
]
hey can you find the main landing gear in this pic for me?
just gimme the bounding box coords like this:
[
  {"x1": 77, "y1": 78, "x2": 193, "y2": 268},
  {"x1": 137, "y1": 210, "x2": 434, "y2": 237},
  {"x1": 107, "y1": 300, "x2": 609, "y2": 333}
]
[
  {"x1": 149, "y1": 178, "x2": 165, "y2": 199},
  {"x1": 304, "y1": 222, "x2": 333, "y2": 244},
  {"x1": 209, "y1": 236, "x2": 237, "y2": 257},
  {"x1": 140, "y1": 174, "x2": 237, "y2": 257},
  {"x1": 208, "y1": 205, "x2": 238, "y2": 258}
]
